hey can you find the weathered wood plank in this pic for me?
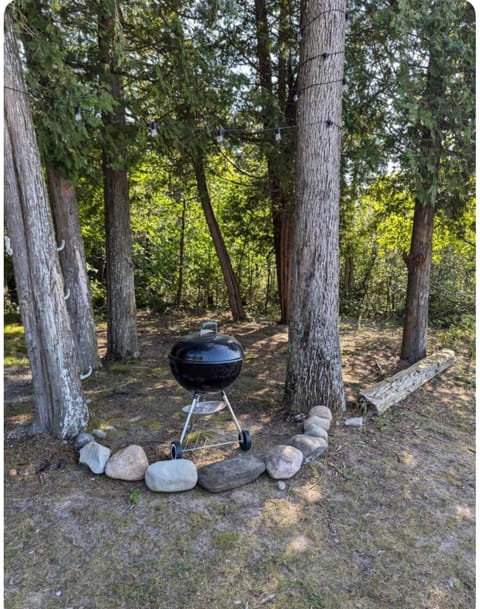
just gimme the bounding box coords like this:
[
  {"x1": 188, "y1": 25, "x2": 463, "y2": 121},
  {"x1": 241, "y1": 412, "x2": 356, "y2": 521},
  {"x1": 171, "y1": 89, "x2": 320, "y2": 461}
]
[{"x1": 359, "y1": 349, "x2": 455, "y2": 415}]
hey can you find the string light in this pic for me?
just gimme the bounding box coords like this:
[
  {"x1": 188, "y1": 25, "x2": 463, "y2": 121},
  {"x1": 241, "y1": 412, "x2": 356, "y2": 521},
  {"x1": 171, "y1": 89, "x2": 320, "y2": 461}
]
[{"x1": 4, "y1": 80, "x2": 345, "y2": 141}]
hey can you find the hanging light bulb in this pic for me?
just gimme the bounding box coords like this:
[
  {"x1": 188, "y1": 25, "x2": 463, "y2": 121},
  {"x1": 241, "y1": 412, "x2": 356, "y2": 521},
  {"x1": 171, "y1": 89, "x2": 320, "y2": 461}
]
[
  {"x1": 74, "y1": 105, "x2": 82, "y2": 121},
  {"x1": 275, "y1": 127, "x2": 282, "y2": 142},
  {"x1": 151, "y1": 121, "x2": 159, "y2": 137}
]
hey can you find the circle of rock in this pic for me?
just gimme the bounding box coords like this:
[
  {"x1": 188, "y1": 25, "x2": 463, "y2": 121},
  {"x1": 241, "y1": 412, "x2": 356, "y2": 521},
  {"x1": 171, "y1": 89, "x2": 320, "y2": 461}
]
[{"x1": 74, "y1": 406, "x2": 333, "y2": 493}]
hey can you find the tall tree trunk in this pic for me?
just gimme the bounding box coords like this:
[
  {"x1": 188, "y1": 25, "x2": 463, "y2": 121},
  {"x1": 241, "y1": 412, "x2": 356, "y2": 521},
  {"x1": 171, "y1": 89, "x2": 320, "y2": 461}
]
[
  {"x1": 400, "y1": 40, "x2": 445, "y2": 364},
  {"x1": 254, "y1": 0, "x2": 295, "y2": 324},
  {"x1": 4, "y1": 12, "x2": 88, "y2": 438},
  {"x1": 284, "y1": 0, "x2": 346, "y2": 413},
  {"x1": 98, "y1": 2, "x2": 139, "y2": 361},
  {"x1": 400, "y1": 201, "x2": 435, "y2": 363},
  {"x1": 47, "y1": 167, "x2": 101, "y2": 373},
  {"x1": 192, "y1": 153, "x2": 246, "y2": 321}
]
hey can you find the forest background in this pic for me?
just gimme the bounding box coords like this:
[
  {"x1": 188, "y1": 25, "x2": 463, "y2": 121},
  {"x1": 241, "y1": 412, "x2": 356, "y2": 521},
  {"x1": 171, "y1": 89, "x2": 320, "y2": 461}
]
[{"x1": 4, "y1": 0, "x2": 475, "y2": 351}]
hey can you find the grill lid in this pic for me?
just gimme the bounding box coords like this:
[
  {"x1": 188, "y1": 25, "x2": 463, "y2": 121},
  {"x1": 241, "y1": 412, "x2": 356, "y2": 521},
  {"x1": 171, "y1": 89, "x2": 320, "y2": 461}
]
[{"x1": 168, "y1": 321, "x2": 244, "y2": 365}]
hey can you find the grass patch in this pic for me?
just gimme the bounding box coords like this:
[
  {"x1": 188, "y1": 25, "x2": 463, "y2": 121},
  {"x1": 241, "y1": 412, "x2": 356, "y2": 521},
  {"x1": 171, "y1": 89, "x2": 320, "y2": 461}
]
[{"x1": 4, "y1": 321, "x2": 28, "y2": 366}]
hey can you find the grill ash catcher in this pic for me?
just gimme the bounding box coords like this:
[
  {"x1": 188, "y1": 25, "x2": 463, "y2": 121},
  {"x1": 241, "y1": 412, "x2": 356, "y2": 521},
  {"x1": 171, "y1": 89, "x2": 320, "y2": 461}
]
[{"x1": 168, "y1": 321, "x2": 252, "y2": 459}]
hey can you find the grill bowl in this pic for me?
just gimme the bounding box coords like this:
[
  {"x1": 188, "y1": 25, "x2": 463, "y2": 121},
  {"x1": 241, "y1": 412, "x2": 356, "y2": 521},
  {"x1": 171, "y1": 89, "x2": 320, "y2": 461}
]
[{"x1": 168, "y1": 323, "x2": 244, "y2": 392}]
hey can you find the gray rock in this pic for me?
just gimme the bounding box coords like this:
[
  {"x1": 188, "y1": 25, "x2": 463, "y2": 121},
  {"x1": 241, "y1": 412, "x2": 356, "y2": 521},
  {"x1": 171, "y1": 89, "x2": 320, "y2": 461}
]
[
  {"x1": 145, "y1": 459, "x2": 198, "y2": 492},
  {"x1": 79, "y1": 441, "x2": 111, "y2": 474},
  {"x1": 345, "y1": 417, "x2": 363, "y2": 427},
  {"x1": 92, "y1": 429, "x2": 107, "y2": 440},
  {"x1": 73, "y1": 431, "x2": 94, "y2": 451},
  {"x1": 303, "y1": 417, "x2": 329, "y2": 440},
  {"x1": 265, "y1": 445, "x2": 303, "y2": 480},
  {"x1": 288, "y1": 434, "x2": 328, "y2": 463},
  {"x1": 197, "y1": 454, "x2": 265, "y2": 492},
  {"x1": 105, "y1": 445, "x2": 149, "y2": 481},
  {"x1": 305, "y1": 413, "x2": 331, "y2": 431},
  {"x1": 308, "y1": 405, "x2": 332, "y2": 421}
]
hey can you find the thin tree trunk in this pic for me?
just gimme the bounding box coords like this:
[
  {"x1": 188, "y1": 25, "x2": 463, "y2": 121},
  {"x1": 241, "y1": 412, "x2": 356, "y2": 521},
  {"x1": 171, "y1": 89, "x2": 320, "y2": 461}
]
[
  {"x1": 284, "y1": 0, "x2": 346, "y2": 413},
  {"x1": 254, "y1": 0, "x2": 295, "y2": 324},
  {"x1": 98, "y1": 3, "x2": 139, "y2": 361},
  {"x1": 400, "y1": 201, "x2": 435, "y2": 363},
  {"x1": 47, "y1": 167, "x2": 101, "y2": 373},
  {"x1": 4, "y1": 12, "x2": 88, "y2": 438},
  {"x1": 175, "y1": 197, "x2": 186, "y2": 308},
  {"x1": 400, "y1": 43, "x2": 445, "y2": 364},
  {"x1": 192, "y1": 154, "x2": 246, "y2": 321}
]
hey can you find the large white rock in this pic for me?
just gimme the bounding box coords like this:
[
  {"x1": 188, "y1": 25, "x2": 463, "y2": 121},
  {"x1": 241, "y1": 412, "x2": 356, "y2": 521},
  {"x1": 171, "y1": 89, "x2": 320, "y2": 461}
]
[
  {"x1": 145, "y1": 459, "x2": 198, "y2": 492},
  {"x1": 105, "y1": 445, "x2": 149, "y2": 481},
  {"x1": 265, "y1": 445, "x2": 303, "y2": 480},
  {"x1": 79, "y1": 441, "x2": 111, "y2": 474}
]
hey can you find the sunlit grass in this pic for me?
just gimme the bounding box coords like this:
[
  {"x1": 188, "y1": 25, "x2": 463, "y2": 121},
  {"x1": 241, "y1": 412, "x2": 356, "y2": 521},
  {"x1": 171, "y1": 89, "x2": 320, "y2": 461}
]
[{"x1": 4, "y1": 321, "x2": 28, "y2": 367}]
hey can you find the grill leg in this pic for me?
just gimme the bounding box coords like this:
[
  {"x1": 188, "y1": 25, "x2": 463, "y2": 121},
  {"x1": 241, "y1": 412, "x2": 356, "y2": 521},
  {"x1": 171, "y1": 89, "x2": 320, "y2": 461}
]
[
  {"x1": 179, "y1": 392, "x2": 200, "y2": 445},
  {"x1": 222, "y1": 391, "x2": 243, "y2": 433}
]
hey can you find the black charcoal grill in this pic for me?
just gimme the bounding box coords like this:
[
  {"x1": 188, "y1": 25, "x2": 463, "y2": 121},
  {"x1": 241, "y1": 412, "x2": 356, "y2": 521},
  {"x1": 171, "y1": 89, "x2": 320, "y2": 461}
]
[{"x1": 168, "y1": 321, "x2": 252, "y2": 459}]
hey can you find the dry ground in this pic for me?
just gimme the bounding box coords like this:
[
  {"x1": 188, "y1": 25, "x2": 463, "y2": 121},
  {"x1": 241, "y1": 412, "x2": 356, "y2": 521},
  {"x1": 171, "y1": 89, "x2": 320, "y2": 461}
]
[{"x1": 4, "y1": 313, "x2": 475, "y2": 609}]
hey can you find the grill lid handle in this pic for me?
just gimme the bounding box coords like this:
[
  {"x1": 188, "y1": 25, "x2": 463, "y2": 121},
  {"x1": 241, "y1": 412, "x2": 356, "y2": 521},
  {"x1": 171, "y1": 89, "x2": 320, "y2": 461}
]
[{"x1": 200, "y1": 321, "x2": 218, "y2": 335}]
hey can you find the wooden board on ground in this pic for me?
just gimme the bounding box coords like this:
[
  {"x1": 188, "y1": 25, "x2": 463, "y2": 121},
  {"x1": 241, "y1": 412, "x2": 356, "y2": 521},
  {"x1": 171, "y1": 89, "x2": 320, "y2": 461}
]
[{"x1": 359, "y1": 349, "x2": 455, "y2": 415}]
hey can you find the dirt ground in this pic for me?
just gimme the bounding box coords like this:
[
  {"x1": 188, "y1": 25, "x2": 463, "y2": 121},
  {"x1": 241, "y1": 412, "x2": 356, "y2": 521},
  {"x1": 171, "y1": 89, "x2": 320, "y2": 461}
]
[{"x1": 4, "y1": 312, "x2": 476, "y2": 609}]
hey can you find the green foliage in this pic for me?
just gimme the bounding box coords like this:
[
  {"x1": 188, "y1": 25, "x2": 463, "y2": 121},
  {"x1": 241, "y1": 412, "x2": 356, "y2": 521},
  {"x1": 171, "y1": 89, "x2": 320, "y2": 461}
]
[
  {"x1": 6, "y1": 0, "x2": 475, "y2": 328},
  {"x1": 340, "y1": 177, "x2": 475, "y2": 324}
]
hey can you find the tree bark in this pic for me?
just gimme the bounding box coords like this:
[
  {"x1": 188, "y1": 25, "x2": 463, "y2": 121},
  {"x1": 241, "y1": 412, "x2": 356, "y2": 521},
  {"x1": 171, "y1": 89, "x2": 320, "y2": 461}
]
[
  {"x1": 192, "y1": 153, "x2": 246, "y2": 321},
  {"x1": 4, "y1": 12, "x2": 88, "y2": 438},
  {"x1": 400, "y1": 200, "x2": 435, "y2": 363},
  {"x1": 47, "y1": 167, "x2": 101, "y2": 373},
  {"x1": 98, "y1": 2, "x2": 139, "y2": 361},
  {"x1": 284, "y1": 0, "x2": 346, "y2": 413}
]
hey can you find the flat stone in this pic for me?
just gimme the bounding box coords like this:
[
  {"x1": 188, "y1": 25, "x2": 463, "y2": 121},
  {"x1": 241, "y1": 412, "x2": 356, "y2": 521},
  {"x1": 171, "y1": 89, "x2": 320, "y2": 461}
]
[
  {"x1": 105, "y1": 445, "x2": 149, "y2": 481},
  {"x1": 197, "y1": 454, "x2": 265, "y2": 492},
  {"x1": 303, "y1": 417, "x2": 329, "y2": 440},
  {"x1": 308, "y1": 405, "x2": 332, "y2": 421},
  {"x1": 345, "y1": 417, "x2": 363, "y2": 427},
  {"x1": 73, "y1": 431, "x2": 94, "y2": 451},
  {"x1": 265, "y1": 445, "x2": 303, "y2": 480},
  {"x1": 79, "y1": 441, "x2": 111, "y2": 474},
  {"x1": 288, "y1": 434, "x2": 328, "y2": 463},
  {"x1": 145, "y1": 459, "x2": 198, "y2": 493}
]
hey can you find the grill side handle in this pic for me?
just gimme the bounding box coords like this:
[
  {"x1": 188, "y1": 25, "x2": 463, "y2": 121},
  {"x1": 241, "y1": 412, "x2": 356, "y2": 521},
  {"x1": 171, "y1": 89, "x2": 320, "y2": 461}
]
[{"x1": 200, "y1": 321, "x2": 218, "y2": 335}]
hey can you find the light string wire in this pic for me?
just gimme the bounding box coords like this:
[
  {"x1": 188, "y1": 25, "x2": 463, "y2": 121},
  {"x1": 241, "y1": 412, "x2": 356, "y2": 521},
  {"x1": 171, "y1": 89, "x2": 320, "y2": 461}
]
[
  {"x1": 4, "y1": 63, "x2": 347, "y2": 141},
  {"x1": 4, "y1": 31, "x2": 348, "y2": 143}
]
